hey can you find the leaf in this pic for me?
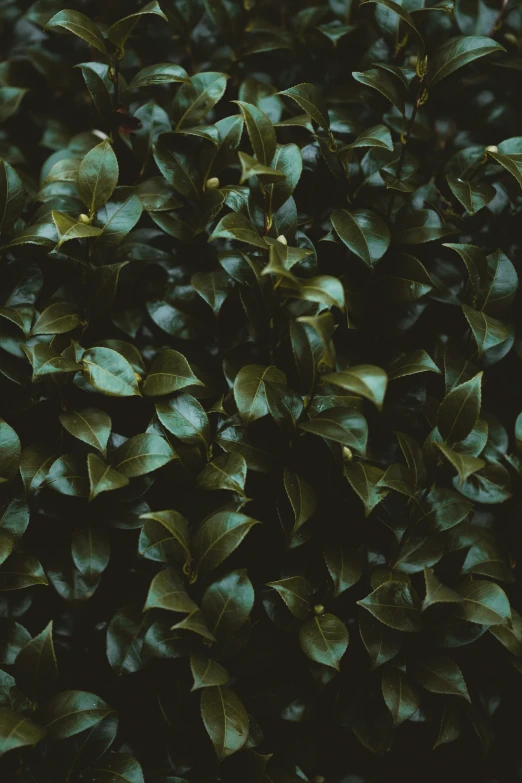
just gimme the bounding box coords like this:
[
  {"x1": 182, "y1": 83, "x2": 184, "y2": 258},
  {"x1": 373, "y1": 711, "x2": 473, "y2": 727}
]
[
  {"x1": 95, "y1": 192, "x2": 142, "y2": 246},
  {"x1": 324, "y1": 544, "x2": 364, "y2": 597},
  {"x1": 446, "y1": 173, "x2": 495, "y2": 215},
  {"x1": 32, "y1": 303, "x2": 81, "y2": 335},
  {"x1": 347, "y1": 124, "x2": 394, "y2": 152},
  {"x1": 462, "y1": 305, "x2": 511, "y2": 355},
  {"x1": 388, "y1": 349, "x2": 441, "y2": 380},
  {"x1": 201, "y1": 686, "x2": 249, "y2": 760},
  {"x1": 191, "y1": 654, "x2": 229, "y2": 691},
  {"x1": 322, "y1": 366, "x2": 387, "y2": 409},
  {"x1": 266, "y1": 143, "x2": 303, "y2": 217},
  {"x1": 233, "y1": 364, "x2": 286, "y2": 425},
  {"x1": 359, "y1": 610, "x2": 404, "y2": 670},
  {"x1": 202, "y1": 569, "x2": 254, "y2": 636},
  {"x1": 433, "y1": 706, "x2": 461, "y2": 749},
  {"x1": 71, "y1": 526, "x2": 111, "y2": 582},
  {"x1": 238, "y1": 151, "x2": 285, "y2": 184},
  {"x1": 15, "y1": 621, "x2": 58, "y2": 701},
  {"x1": 0, "y1": 159, "x2": 25, "y2": 234},
  {"x1": 0, "y1": 553, "x2": 48, "y2": 591},
  {"x1": 344, "y1": 462, "x2": 389, "y2": 515},
  {"x1": 361, "y1": 0, "x2": 424, "y2": 53},
  {"x1": 428, "y1": 36, "x2": 505, "y2": 87},
  {"x1": 108, "y1": 1, "x2": 167, "y2": 52},
  {"x1": 266, "y1": 576, "x2": 312, "y2": 619},
  {"x1": 45, "y1": 455, "x2": 89, "y2": 497},
  {"x1": 60, "y1": 407, "x2": 111, "y2": 455},
  {"x1": 455, "y1": 461, "x2": 512, "y2": 504},
  {"x1": 393, "y1": 209, "x2": 456, "y2": 244},
  {"x1": 283, "y1": 470, "x2": 317, "y2": 534},
  {"x1": 357, "y1": 581, "x2": 422, "y2": 632},
  {"x1": 192, "y1": 270, "x2": 232, "y2": 315},
  {"x1": 331, "y1": 209, "x2": 390, "y2": 268},
  {"x1": 422, "y1": 568, "x2": 462, "y2": 611},
  {"x1": 52, "y1": 211, "x2": 103, "y2": 248},
  {"x1": 192, "y1": 511, "x2": 260, "y2": 575},
  {"x1": 43, "y1": 691, "x2": 115, "y2": 740},
  {"x1": 299, "y1": 613, "x2": 349, "y2": 670},
  {"x1": 82, "y1": 347, "x2": 141, "y2": 397},
  {"x1": 209, "y1": 212, "x2": 267, "y2": 248},
  {"x1": 155, "y1": 394, "x2": 210, "y2": 449},
  {"x1": 143, "y1": 349, "x2": 202, "y2": 396},
  {"x1": 152, "y1": 133, "x2": 201, "y2": 200},
  {"x1": 0, "y1": 419, "x2": 21, "y2": 481},
  {"x1": 0, "y1": 708, "x2": 46, "y2": 756},
  {"x1": 112, "y1": 434, "x2": 176, "y2": 478},
  {"x1": 143, "y1": 568, "x2": 197, "y2": 614},
  {"x1": 278, "y1": 84, "x2": 330, "y2": 130},
  {"x1": 126, "y1": 63, "x2": 189, "y2": 91},
  {"x1": 300, "y1": 408, "x2": 368, "y2": 453},
  {"x1": 87, "y1": 453, "x2": 129, "y2": 501},
  {"x1": 381, "y1": 668, "x2": 420, "y2": 725},
  {"x1": 45, "y1": 10, "x2": 108, "y2": 54},
  {"x1": 82, "y1": 754, "x2": 145, "y2": 783},
  {"x1": 197, "y1": 453, "x2": 247, "y2": 495},
  {"x1": 138, "y1": 510, "x2": 191, "y2": 565},
  {"x1": 106, "y1": 605, "x2": 149, "y2": 676},
  {"x1": 457, "y1": 579, "x2": 511, "y2": 625},
  {"x1": 352, "y1": 69, "x2": 405, "y2": 114},
  {"x1": 437, "y1": 372, "x2": 482, "y2": 444},
  {"x1": 435, "y1": 442, "x2": 485, "y2": 484},
  {"x1": 419, "y1": 487, "x2": 472, "y2": 532},
  {"x1": 233, "y1": 101, "x2": 277, "y2": 167},
  {"x1": 414, "y1": 657, "x2": 470, "y2": 701},
  {"x1": 173, "y1": 72, "x2": 229, "y2": 129},
  {"x1": 78, "y1": 140, "x2": 119, "y2": 216}
]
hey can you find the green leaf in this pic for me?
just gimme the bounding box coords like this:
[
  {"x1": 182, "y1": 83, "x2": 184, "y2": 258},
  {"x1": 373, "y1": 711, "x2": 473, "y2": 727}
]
[
  {"x1": 112, "y1": 434, "x2": 176, "y2": 478},
  {"x1": 331, "y1": 209, "x2": 390, "y2": 268},
  {"x1": 71, "y1": 526, "x2": 111, "y2": 582},
  {"x1": 278, "y1": 83, "x2": 330, "y2": 130},
  {"x1": 82, "y1": 754, "x2": 144, "y2": 783},
  {"x1": 435, "y1": 442, "x2": 485, "y2": 484},
  {"x1": 300, "y1": 408, "x2": 368, "y2": 453},
  {"x1": 60, "y1": 407, "x2": 111, "y2": 455},
  {"x1": 82, "y1": 347, "x2": 141, "y2": 397},
  {"x1": 266, "y1": 576, "x2": 312, "y2": 620},
  {"x1": 191, "y1": 270, "x2": 232, "y2": 315},
  {"x1": 322, "y1": 365, "x2": 387, "y2": 409},
  {"x1": 414, "y1": 657, "x2": 470, "y2": 701},
  {"x1": 352, "y1": 69, "x2": 405, "y2": 114},
  {"x1": 238, "y1": 151, "x2": 285, "y2": 184},
  {"x1": 393, "y1": 209, "x2": 456, "y2": 244},
  {"x1": 266, "y1": 143, "x2": 303, "y2": 217},
  {"x1": 173, "y1": 72, "x2": 229, "y2": 129},
  {"x1": 191, "y1": 654, "x2": 229, "y2": 691},
  {"x1": 143, "y1": 568, "x2": 197, "y2": 614},
  {"x1": 45, "y1": 10, "x2": 108, "y2": 54},
  {"x1": 143, "y1": 349, "x2": 202, "y2": 396},
  {"x1": 0, "y1": 419, "x2": 21, "y2": 482},
  {"x1": 233, "y1": 364, "x2": 286, "y2": 425},
  {"x1": 95, "y1": 191, "x2": 143, "y2": 246},
  {"x1": 233, "y1": 101, "x2": 276, "y2": 166},
  {"x1": 209, "y1": 213, "x2": 267, "y2": 248},
  {"x1": 108, "y1": 1, "x2": 167, "y2": 52},
  {"x1": 419, "y1": 487, "x2": 472, "y2": 532},
  {"x1": 107, "y1": 605, "x2": 149, "y2": 676},
  {"x1": 437, "y1": 372, "x2": 482, "y2": 444},
  {"x1": 152, "y1": 133, "x2": 201, "y2": 200},
  {"x1": 197, "y1": 453, "x2": 247, "y2": 495},
  {"x1": 457, "y1": 579, "x2": 511, "y2": 625},
  {"x1": 462, "y1": 305, "x2": 511, "y2": 355},
  {"x1": 388, "y1": 349, "x2": 441, "y2": 380},
  {"x1": 43, "y1": 691, "x2": 115, "y2": 740},
  {"x1": 192, "y1": 511, "x2": 260, "y2": 575},
  {"x1": 359, "y1": 610, "x2": 404, "y2": 670},
  {"x1": 126, "y1": 63, "x2": 189, "y2": 91},
  {"x1": 422, "y1": 567, "x2": 462, "y2": 611},
  {"x1": 46, "y1": 454, "x2": 89, "y2": 497},
  {"x1": 156, "y1": 394, "x2": 210, "y2": 449},
  {"x1": 444, "y1": 245, "x2": 518, "y2": 317},
  {"x1": 446, "y1": 173, "x2": 495, "y2": 215},
  {"x1": 429, "y1": 36, "x2": 505, "y2": 87},
  {"x1": 299, "y1": 613, "x2": 349, "y2": 670},
  {"x1": 0, "y1": 553, "x2": 48, "y2": 591},
  {"x1": 0, "y1": 708, "x2": 46, "y2": 756},
  {"x1": 0, "y1": 159, "x2": 25, "y2": 234},
  {"x1": 324, "y1": 544, "x2": 364, "y2": 597},
  {"x1": 202, "y1": 569, "x2": 254, "y2": 636},
  {"x1": 52, "y1": 211, "x2": 103, "y2": 248},
  {"x1": 381, "y1": 667, "x2": 420, "y2": 725},
  {"x1": 344, "y1": 461, "x2": 389, "y2": 516},
  {"x1": 78, "y1": 140, "x2": 119, "y2": 216},
  {"x1": 201, "y1": 686, "x2": 249, "y2": 760},
  {"x1": 76, "y1": 63, "x2": 113, "y2": 125},
  {"x1": 283, "y1": 469, "x2": 317, "y2": 533},
  {"x1": 357, "y1": 581, "x2": 422, "y2": 632},
  {"x1": 138, "y1": 510, "x2": 191, "y2": 565},
  {"x1": 455, "y1": 461, "x2": 512, "y2": 504},
  {"x1": 87, "y1": 453, "x2": 129, "y2": 501},
  {"x1": 487, "y1": 146, "x2": 522, "y2": 188},
  {"x1": 15, "y1": 621, "x2": 58, "y2": 701},
  {"x1": 32, "y1": 303, "x2": 81, "y2": 335},
  {"x1": 361, "y1": 0, "x2": 424, "y2": 54},
  {"x1": 346, "y1": 124, "x2": 393, "y2": 152}
]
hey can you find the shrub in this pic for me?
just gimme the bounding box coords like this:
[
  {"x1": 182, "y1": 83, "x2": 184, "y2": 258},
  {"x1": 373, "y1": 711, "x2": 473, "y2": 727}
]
[{"x1": 0, "y1": 0, "x2": 521, "y2": 781}]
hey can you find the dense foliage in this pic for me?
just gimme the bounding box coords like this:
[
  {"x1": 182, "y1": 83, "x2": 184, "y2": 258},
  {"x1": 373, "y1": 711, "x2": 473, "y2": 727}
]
[{"x1": 1, "y1": 0, "x2": 522, "y2": 780}]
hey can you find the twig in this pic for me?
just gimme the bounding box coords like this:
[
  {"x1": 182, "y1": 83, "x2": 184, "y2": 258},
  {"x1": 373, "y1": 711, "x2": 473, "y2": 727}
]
[{"x1": 489, "y1": 0, "x2": 510, "y2": 36}]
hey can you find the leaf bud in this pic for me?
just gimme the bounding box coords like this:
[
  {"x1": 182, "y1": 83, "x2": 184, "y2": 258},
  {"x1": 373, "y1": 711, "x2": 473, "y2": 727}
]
[
  {"x1": 485, "y1": 145, "x2": 498, "y2": 154},
  {"x1": 276, "y1": 234, "x2": 288, "y2": 245},
  {"x1": 206, "y1": 177, "x2": 220, "y2": 190},
  {"x1": 78, "y1": 213, "x2": 91, "y2": 224},
  {"x1": 313, "y1": 604, "x2": 325, "y2": 615}
]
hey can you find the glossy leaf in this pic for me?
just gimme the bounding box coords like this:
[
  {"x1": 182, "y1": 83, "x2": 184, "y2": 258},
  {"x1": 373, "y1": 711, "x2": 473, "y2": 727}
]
[
  {"x1": 331, "y1": 209, "x2": 390, "y2": 268},
  {"x1": 192, "y1": 511, "x2": 260, "y2": 575},
  {"x1": 299, "y1": 613, "x2": 349, "y2": 670},
  {"x1": 201, "y1": 686, "x2": 249, "y2": 760}
]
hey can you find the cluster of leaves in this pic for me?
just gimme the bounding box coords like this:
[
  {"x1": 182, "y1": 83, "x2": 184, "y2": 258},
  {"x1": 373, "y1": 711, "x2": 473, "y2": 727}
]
[{"x1": 1, "y1": 0, "x2": 522, "y2": 780}]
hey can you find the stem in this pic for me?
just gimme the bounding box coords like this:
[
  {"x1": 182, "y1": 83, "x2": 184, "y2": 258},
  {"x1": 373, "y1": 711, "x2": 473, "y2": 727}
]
[
  {"x1": 489, "y1": 0, "x2": 510, "y2": 36},
  {"x1": 387, "y1": 75, "x2": 425, "y2": 217}
]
